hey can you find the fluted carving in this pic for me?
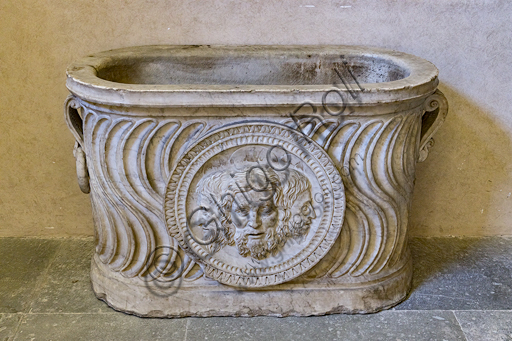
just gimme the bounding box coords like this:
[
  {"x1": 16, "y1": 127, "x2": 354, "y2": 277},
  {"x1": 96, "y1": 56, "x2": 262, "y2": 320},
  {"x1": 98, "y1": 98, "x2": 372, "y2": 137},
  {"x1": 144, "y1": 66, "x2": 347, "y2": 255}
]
[
  {"x1": 72, "y1": 91, "x2": 446, "y2": 294},
  {"x1": 281, "y1": 110, "x2": 422, "y2": 280},
  {"x1": 82, "y1": 105, "x2": 208, "y2": 280},
  {"x1": 326, "y1": 113, "x2": 419, "y2": 278}
]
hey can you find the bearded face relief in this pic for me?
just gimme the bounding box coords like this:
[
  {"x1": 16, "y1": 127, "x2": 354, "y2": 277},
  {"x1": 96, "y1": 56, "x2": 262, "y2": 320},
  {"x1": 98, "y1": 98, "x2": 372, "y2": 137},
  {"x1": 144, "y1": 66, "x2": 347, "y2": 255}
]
[
  {"x1": 167, "y1": 125, "x2": 345, "y2": 287},
  {"x1": 287, "y1": 175, "x2": 316, "y2": 237},
  {"x1": 230, "y1": 167, "x2": 283, "y2": 260},
  {"x1": 191, "y1": 162, "x2": 316, "y2": 261}
]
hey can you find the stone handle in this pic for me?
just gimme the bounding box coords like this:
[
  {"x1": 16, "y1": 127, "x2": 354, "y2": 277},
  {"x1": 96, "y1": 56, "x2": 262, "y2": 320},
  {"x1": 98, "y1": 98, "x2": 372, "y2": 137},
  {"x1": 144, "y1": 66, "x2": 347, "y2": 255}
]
[
  {"x1": 418, "y1": 89, "x2": 449, "y2": 162},
  {"x1": 64, "y1": 95, "x2": 90, "y2": 194}
]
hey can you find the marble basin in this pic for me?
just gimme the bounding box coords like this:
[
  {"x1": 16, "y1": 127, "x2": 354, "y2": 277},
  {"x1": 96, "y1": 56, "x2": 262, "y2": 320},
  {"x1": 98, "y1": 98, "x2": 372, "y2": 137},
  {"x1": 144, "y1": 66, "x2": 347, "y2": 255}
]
[{"x1": 64, "y1": 45, "x2": 448, "y2": 317}]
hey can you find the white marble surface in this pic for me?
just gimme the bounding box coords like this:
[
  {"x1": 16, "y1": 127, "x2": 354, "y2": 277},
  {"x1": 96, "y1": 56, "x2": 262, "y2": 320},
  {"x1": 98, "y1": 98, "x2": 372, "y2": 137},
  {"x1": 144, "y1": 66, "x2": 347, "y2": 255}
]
[{"x1": 63, "y1": 45, "x2": 447, "y2": 316}]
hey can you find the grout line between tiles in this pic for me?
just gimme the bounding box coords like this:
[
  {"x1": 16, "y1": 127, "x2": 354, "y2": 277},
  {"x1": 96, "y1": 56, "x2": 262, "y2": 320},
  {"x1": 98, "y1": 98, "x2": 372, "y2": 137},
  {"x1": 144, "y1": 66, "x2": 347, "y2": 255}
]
[
  {"x1": 0, "y1": 236, "x2": 94, "y2": 240},
  {"x1": 183, "y1": 317, "x2": 190, "y2": 341},
  {"x1": 448, "y1": 309, "x2": 512, "y2": 312},
  {"x1": 18, "y1": 309, "x2": 512, "y2": 315},
  {"x1": 24, "y1": 312, "x2": 128, "y2": 315},
  {"x1": 10, "y1": 313, "x2": 26, "y2": 341},
  {"x1": 452, "y1": 310, "x2": 469, "y2": 341}
]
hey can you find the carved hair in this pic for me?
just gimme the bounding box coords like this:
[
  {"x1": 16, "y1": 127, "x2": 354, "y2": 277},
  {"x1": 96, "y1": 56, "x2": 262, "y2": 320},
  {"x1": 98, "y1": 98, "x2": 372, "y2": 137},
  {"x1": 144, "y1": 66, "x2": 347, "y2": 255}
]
[
  {"x1": 275, "y1": 169, "x2": 311, "y2": 209},
  {"x1": 195, "y1": 165, "x2": 312, "y2": 255}
]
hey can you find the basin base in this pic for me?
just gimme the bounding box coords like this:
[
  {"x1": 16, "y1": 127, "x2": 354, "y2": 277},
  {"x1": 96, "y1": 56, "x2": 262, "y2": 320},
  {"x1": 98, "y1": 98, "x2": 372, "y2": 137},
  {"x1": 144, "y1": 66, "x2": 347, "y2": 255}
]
[{"x1": 90, "y1": 254, "x2": 412, "y2": 317}]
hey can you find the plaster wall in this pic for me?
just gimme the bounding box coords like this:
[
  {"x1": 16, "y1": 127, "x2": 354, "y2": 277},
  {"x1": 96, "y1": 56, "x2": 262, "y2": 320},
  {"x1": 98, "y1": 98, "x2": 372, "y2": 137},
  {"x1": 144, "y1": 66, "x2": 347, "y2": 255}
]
[{"x1": 1, "y1": 0, "x2": 511, "y2": 237}]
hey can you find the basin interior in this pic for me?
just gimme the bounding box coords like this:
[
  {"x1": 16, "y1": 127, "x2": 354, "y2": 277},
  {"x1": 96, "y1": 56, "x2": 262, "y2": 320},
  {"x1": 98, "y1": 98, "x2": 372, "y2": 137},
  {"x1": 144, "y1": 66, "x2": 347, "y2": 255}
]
[{"x1": 96, "y1": 53, "x2": 410, "y2": 86}]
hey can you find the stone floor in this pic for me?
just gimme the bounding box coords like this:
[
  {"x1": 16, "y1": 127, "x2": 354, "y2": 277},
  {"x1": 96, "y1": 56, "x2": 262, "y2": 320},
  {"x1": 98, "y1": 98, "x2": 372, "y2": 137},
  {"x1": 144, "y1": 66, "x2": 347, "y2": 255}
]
[{"x1": 0, "y1": 237, "x2": 511, "y2": 341}]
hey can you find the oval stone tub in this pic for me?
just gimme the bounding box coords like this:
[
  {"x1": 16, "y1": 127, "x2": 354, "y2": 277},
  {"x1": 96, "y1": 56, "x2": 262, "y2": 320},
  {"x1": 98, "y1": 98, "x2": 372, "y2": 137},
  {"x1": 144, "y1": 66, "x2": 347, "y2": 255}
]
[{"x1": 65, "y1": 45, "x2": 448, "y2": 317}]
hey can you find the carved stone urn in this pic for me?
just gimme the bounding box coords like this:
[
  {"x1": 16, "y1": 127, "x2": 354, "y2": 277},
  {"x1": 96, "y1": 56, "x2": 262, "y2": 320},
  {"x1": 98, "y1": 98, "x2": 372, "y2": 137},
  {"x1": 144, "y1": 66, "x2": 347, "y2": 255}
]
[{"x1": 64, "y1": 45, "x2": 448, "y2": 317}]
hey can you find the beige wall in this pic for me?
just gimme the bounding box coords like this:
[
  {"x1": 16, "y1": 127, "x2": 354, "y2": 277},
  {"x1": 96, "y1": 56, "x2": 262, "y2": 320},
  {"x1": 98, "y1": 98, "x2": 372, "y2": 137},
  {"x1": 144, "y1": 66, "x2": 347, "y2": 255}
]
[{"x1": 1, "y1": 0, "x2": 511, "y2": 237}]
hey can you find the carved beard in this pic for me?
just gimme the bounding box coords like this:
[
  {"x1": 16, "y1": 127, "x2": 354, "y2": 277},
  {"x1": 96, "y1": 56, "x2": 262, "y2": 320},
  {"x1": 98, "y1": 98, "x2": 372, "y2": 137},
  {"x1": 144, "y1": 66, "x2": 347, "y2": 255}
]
[
  {"x1": 274, "y1": 209, "x2": 313, "y2": 240},
  {"x1": 235, "y1": 223, "x2": 287, "y2": 260},
  {"x1": 287, "y1": 214, "x2": 313, "y2": 239}
]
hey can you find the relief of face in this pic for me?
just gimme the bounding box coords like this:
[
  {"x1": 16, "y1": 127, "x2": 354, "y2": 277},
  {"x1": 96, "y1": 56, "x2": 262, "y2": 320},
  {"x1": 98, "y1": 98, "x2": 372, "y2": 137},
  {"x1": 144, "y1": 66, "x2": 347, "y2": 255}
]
[
  {"x1": 289, "y1": 191, "x2": 316, "y2": 236},
  {"x1": 230, "y1": 189, "x2": 279, "y2": 240},
  {"x1": 188, "y1": 206, "x2": 218, "y2": 244}
]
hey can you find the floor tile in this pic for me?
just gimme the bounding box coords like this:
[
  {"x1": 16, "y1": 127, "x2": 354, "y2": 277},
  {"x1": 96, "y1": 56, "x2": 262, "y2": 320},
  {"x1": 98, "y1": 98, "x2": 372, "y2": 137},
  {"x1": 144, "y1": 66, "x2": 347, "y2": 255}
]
[
  {"x1": 29, "y1": 238, "x2": 110, "y2": 314},
  {"x1": 0, "y1": 314, "x2": 21, "y2": 340},
  {"x1": 396, "y1": 237, "x2": 512, "y2": 310},
  {"x1": 0, "y1": 280, "x2": 38, "y2": 315},
  {"x1": 455, "y1": 310, "x2": 512, "y2": 341},
  {"x1": 186, "y1": 311, "x2": 466, "y2": 341},
  {"x1": 0, "y1": 238, "x2": 61, "y2": 313},
  {"x1": 0, "y1": 238, "x2": 62, "y2": 282},
  {"x1": 2, "y1": 236, "x2": 512, "y2": 341},
  {"x1": 14, "y1": 313, "x2": 187, "y2": 341}
]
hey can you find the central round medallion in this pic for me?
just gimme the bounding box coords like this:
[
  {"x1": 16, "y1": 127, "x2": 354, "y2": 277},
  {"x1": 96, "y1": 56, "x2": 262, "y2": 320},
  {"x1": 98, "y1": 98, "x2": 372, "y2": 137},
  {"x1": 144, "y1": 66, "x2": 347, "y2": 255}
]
[{"x1": 164, "y1": 123, "x2": 345, "y2": 287}]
